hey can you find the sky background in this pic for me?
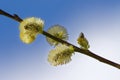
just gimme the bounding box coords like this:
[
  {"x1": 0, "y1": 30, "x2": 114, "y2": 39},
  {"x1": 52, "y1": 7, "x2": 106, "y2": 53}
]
[{"x1": 0, "y1": 0, "x2": 120, "y2": 80}]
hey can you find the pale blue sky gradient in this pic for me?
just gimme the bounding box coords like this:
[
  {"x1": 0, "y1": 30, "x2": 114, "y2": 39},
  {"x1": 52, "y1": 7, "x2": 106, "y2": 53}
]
[{"x1": 0, "y1": 0, "x2": 120, "y2": 80}]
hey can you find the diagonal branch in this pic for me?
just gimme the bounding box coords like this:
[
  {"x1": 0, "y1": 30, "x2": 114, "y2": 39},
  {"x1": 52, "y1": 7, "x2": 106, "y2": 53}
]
[
  {"x1": 42, "y1": 31, "x2": 120, "y2": 69},
  {"x1": 0, "y1": 9, "x2": 120, "y2": 69},
  {"x1": 0, "y1": 9, "x2": 22, "y2": 22}
]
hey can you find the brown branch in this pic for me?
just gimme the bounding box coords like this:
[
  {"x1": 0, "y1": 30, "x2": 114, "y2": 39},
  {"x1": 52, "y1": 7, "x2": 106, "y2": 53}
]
[
  {"x1": 43, "y1": 31, "x2": 120, "y2": 69},
  {"x1": 0, "y1": 9, "x2": 22, "y2": 22},
  {"x1": 0, "y1": 9, "x2": 120, "y2": 69}
]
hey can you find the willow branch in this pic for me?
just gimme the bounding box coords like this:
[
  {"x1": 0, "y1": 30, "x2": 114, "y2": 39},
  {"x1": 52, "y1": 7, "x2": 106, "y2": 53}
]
[
  {"x1": 42, "y1": 31, "x2": 120, "y2": 69},
  {"x1": 0, "y1": 9, "x2": 22, "y2": 22},
  {"x1": 0, "y1": 9, "x2": 120, "y2": 69}
]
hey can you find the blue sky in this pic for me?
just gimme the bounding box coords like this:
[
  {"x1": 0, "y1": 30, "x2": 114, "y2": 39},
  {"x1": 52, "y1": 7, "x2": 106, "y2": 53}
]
[{"x1": 0, "y1": 0, "x2": 120, "y2": 80}]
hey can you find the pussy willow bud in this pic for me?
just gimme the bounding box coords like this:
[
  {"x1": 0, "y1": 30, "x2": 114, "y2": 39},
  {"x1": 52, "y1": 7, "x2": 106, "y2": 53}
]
[
  {"x1": 48, "y1": 44, "x2": 74, "y2": 66},
  {"x1": 19, "y1": 17, "x2": 44, "y2": 44},
  {"x1": 77, "y1": 32, "x2": 90, "y2": 50},
  {"x1": 46, "y1": 25, "x2": 68, "y2": 46}
]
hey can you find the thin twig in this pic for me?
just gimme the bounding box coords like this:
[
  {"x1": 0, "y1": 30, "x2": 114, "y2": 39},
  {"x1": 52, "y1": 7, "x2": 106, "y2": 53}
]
[
  {"x1": 42, "y1": 31, "x2": 120, "y2": 69},
  {"x1": 0, "y1": 9, "x2": 22, "y2": 22},
  {"x1": 0, "y1": 9, "x2": 120, "y2": 69}
]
